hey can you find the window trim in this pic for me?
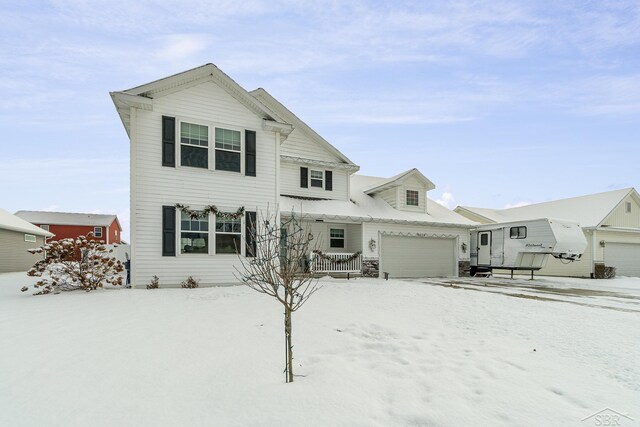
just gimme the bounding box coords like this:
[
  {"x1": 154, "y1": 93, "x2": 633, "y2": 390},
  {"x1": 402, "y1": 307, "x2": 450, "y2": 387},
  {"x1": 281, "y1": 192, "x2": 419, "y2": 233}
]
[
  {"x1": 24, "y1": 234, "x2": 37, "y2": 243},
  {"x1": 179, "y1": 211, "x2": 210, "y2": 255},
  {"x1": 310, "y1": 169, "x2": 324, "y2": 188},
  {"x1": 93, "y1": 226, "x2": 103, "y2": 238},
  {"x1": 176, "y1": 118, "x2": 246, "y2": 174},
  {"x1": 214, "y1": 214, "x2": 243, "y2": 255},
  {"x1": 509, "y1": 226, "x2": 527, "y2": 239},
  {"x1": 406, "y1": 189, "x2": 419, "y2": 207},
  {"x1": 179, "y1": 121, "x2": 209, "y2": 169},
  {"x1": 329, "y1": 228, "x2": 345, "y2": 249},
  {"x1": 214, "y1": 127, "x2": 242, "y2": 173}
]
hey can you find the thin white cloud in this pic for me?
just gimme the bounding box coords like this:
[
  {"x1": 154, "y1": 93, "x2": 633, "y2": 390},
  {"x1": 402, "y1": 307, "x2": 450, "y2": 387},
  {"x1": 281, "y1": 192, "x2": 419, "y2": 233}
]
[
  {"x1": 504, "y1": 201, "x2": 532, "y2": 209},
  {"x1": 435, "y1": 189, "x2": 456, "y2": 209}
]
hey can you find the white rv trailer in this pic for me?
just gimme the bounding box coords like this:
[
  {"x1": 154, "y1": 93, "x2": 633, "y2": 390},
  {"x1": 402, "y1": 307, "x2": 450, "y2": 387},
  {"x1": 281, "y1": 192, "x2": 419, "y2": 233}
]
[{"x1": 470, "y1": 218, "x2": 587, "y2": 277}]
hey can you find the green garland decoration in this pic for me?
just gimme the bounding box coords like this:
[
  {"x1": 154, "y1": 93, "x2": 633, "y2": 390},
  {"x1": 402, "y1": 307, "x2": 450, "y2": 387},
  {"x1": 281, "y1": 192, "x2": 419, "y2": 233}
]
[
  {"x1": 175, "y1": 203, "x2": 245, "y2": 220},
  {"x1": 312, "y1": 250, "x2": 362, "y2": 264}
]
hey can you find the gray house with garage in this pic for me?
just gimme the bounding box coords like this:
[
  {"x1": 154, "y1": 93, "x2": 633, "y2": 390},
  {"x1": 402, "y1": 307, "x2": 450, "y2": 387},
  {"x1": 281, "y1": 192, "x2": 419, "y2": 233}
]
[{"x1": 0, "y1": 208, "x2": 53, "y2": 273}]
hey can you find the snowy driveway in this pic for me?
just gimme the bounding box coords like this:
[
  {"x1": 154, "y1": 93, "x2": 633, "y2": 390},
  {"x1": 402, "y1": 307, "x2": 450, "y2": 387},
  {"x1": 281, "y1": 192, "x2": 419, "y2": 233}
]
[{"x1": 408, "y1": 276, "x2": 640, "y2": 314}]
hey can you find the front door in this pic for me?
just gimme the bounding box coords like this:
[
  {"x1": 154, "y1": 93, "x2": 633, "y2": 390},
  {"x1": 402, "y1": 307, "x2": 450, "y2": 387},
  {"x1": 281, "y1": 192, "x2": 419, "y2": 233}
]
[{"x1": 478, "y1": 232, "x2": 491, "y2": 265}]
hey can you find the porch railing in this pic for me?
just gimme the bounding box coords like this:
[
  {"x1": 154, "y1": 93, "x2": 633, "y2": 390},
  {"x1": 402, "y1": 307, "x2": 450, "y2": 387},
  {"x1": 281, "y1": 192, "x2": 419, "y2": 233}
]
[{"x1": 310, "y1": 252, "x2": 362, "y2": 274}]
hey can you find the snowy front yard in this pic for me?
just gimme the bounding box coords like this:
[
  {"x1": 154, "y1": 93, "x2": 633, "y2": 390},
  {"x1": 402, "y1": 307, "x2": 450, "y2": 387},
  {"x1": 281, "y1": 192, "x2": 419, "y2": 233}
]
[{"x1": 1, "y1": 273, "x2": 638, "y2": 427}]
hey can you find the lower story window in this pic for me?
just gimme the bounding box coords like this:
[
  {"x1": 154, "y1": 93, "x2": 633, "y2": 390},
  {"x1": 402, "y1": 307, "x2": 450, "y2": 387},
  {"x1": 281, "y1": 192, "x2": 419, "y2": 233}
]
[
  {"x1": 330, "y1": 228, "x2": 345, "y2": 248},
  {"x1": 180, "y1": 212, "x2": 209, "y2": 254},
  {"x1": 216, "y1": 216, "x2": 241, "y2": 254},
  {"x1": 24, "y1": 234, "x2": 36, "y2": 243}
]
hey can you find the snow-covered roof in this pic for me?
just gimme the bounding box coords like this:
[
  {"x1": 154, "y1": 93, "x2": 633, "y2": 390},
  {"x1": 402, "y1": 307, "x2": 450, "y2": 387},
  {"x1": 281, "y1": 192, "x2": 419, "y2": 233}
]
[
  {"x1": 456, "y1": 188, "x2": 637, "y2": 228},
  {"x1": 250, "y1": 88, "x2": 357, "y2": 167},
  {"x1": 280, "y1": 174, "x2": 477, "y2": 227},
  {"x1": 14, "y1": 211, "x2": 121, "y2": 228},
  {"x1": 111, "y1": 63, "x2": 293, "y2": 138},
  {"x1": 0, "y1": 208, "x2": 54, "y2": 237},
  {"x1": 362, "y1": 168, "x2": 436, "y2": 194}
]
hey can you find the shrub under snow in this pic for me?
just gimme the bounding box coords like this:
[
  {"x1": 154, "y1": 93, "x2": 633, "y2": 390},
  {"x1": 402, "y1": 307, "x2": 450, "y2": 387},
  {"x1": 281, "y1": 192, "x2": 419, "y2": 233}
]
[{"x1": 24, "y1": 232, "x2": 124, "y2": 295}]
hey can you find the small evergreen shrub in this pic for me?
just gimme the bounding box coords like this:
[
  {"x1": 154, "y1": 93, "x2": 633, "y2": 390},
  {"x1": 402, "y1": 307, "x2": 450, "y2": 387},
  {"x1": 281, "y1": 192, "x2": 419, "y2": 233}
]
[
  {"x1": 147, "y1": 275, "x2": 160, "y2": 289},
  {"x1": 181, "y1": 276, "x2": 199, "y2": 288}
]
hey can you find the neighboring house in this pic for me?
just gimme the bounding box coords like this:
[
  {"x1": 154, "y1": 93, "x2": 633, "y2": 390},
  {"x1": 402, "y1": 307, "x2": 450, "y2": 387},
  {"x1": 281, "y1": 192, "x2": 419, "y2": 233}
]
[
  {"x1": 110, "y1": 63, "x2": 476, "y2": 287},
  {"x1": 14, "y1": 211, "x2": 122, "y2": 244},
  {"x1": 455, "y1": 188, "x2": 640, "y2": 277},
  {"x1": 0, "y1": 208, "x2": 54, "y2": 273}
]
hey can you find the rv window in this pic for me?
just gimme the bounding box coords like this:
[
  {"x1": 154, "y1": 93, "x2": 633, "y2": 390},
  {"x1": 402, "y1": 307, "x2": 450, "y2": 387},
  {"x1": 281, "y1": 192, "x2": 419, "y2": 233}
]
[
  {"x1": 510, "y1": 226, "x2": 527, "y2": 239},
  {"x1": 480, "y1": 234, "x2": 488, "y2": 245}
]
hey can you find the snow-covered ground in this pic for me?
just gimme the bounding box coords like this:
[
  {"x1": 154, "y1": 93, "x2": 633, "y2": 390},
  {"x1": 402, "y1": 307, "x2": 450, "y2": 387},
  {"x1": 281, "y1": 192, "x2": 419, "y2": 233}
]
[{"x1": 1, "y1": 272, "x2": 638, "y2": 427}]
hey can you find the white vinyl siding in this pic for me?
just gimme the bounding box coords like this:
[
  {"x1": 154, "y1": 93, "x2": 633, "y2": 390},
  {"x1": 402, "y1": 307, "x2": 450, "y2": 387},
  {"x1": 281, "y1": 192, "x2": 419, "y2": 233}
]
[
  {"x1": 377, "y1": 188, "x2": 398, "y2": 208},
  {"x1": 280, "y1": 162, "x2": 348, "y2": 201},
  {"x1": 280, "y1": 127, "x2": 342, "y2": 162},
  {"x1": 602, "y1": 195, "x2": 640, "y2": 228},
  {"x1": 131, "y1": 80, "x2": 277, "y2": 286}
]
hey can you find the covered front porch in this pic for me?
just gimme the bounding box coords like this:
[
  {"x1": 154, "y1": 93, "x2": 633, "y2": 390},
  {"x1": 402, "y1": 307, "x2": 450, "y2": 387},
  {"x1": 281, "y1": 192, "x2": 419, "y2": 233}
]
[{"x1": 303, "y1": 220, "x2": 364, "y2": 276}]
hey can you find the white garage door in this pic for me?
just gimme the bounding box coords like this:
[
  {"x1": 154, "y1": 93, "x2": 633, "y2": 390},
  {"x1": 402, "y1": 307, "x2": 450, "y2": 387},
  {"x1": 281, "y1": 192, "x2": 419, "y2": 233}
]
[
  {"x1": 381, "y1": 235, "x2": 455, "y2": 278},
  {"x1": 604, "y1": 243, "x2": 640, "y2": 277}
]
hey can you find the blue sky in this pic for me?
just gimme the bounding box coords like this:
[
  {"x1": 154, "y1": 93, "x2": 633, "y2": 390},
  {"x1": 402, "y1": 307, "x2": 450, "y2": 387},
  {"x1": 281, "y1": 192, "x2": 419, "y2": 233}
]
[{"x1": 1, "y1": 1, "x2": 639, "y2": 241}]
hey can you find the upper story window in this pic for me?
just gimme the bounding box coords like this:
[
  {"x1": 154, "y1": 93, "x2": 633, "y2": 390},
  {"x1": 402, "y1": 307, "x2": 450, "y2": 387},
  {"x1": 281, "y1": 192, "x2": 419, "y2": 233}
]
[
  {"x1": 510, "y1": 226, "x2": 527, "y2": 239},
  {"x1": 180, "y1": 212, "x2": 209, "y2": 254},
  {"x1": 215, "y1": 216, "x2": 241, "y2": 254},
  {"x1": 94, "y1": 227, "x2": 103, "y2": 238},
  {"x1": 626, "y1": 202, "x2": 632, "y2": 213},
  {"x1": 310, "y1": 170, "x2": 324, "y2": 188},
  {"x1": 180, "y1": 122, "x2": 209, "y2": 169},
  {"x1": 40, "y1": 224, "x2": 49, "y2": 231},
  {"x1": 215, "y1": 128, "x2": 241, "y2": 172},
  {"x1": 406, "y1": 190, "x2": 419, "y2": 206}
]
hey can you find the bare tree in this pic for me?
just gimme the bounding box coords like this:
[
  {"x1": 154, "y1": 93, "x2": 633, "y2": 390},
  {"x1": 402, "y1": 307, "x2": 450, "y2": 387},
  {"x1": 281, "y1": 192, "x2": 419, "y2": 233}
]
[{"x1": 235, "y1": 210, "x2": 321, "y2": 383}]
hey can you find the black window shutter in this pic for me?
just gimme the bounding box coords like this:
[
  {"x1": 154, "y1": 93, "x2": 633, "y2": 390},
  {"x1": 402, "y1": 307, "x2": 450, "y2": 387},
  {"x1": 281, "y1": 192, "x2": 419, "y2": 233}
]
[
  {"x1": 245, "y1": 211, "x2": 257, "y2": 257},
  {"x1": 245, "y1": 130, "x2": 256, "y2": 177},
  {"x1": 325, "y1": 170, "x2": 333, "y2": 191},
  {"x1": 162, "y1": 116, "x2": 176, "y2": 167},
  {"x1": 162, "y1": 205, "x2": 176, "y2": 256},
  {"x1": 300, "y1": 167, "x2": 308, "y2": 188}
]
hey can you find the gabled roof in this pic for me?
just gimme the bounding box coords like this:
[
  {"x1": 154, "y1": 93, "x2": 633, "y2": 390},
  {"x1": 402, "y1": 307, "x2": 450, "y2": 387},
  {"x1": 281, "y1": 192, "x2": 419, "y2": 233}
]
[
  {"x1": 456, "y1": 188, "x2": 639, "y2": 228},
  {"x1": 249, "y1": 88, "x2": 357, "y2": 166},
  {"x1": 15, "y1": 211, "x2": 121, "y2": 229},
  {"x1": 0, "y1": 208, "x2": 54, "y2": 237},
  {"x1": 110, "y1": 63, "x2": 293, "y2": 138},
  {"x1": 280, "y1": 175, "x2": 476, "y2": 227},
  {"x1": 362, "y1": 168, "x2": 436, "y2": 195}
]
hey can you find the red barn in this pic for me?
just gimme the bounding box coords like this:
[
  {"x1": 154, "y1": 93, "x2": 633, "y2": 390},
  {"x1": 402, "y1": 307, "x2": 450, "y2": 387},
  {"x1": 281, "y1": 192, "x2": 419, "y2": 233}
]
[{"x1": 14, "y1": 211, "x2": 123, "y2": 244}]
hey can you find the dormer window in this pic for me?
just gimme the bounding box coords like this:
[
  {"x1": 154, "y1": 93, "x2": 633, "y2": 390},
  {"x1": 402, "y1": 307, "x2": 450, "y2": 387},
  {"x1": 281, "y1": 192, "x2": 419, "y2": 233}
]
[
  {"x1": 310, "y1": 170, "x2": 324, "y2": 188},
  {"x1": 406, "y1": 190, "x2": 419, "y2": 206}
]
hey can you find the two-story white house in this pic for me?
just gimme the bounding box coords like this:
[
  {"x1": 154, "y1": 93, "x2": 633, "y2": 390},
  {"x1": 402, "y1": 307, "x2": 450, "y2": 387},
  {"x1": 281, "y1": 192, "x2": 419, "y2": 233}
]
[{"x1": 111, "y1": 64, "x2": 476, "y2": 287}]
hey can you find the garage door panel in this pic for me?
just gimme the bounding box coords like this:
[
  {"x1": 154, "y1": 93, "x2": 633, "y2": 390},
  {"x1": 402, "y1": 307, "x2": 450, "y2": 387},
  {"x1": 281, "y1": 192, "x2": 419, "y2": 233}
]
[
  {"x1": 605, "y1": 243, "x2": 640, "y2": 277},
  {"x1": 382, "y1": 235, "x2": 455, "y2": 278}
]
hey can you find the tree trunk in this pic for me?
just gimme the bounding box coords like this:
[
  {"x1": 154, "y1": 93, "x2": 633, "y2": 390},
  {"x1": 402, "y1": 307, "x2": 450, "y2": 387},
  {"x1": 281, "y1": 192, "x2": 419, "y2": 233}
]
[{"x1": 284, "y1": 306, "x2": 293, "y2": 383}]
